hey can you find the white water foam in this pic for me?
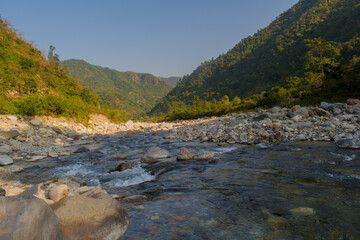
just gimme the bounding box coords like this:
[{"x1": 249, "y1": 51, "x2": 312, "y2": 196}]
[
  {"x1": 214, "y1": 146, "x2": 238, "y2": 154},
  {"x1": 255, "y1": 143, "x2": 273, "y2": 149},
  {"x1": 103, "y1": 166, "x2": 155, "y2": 187},
  {"x1": 53, "y1": 163, "x2": 96, "y2": 178},
  {"x1": 330, "y1": 152, "x2": 357, "y2": 161}
]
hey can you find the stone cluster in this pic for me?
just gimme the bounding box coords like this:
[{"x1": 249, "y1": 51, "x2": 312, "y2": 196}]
[
  {"x1": 0, "y1": 168, "x2": 129, "y2": 240},
  {"x1": 165, "y1": 100, "x2": 360, "y2": 149}
]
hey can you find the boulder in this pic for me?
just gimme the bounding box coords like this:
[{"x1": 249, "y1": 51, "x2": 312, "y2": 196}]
[
  {"x1": 29, "y1": 119, "x2": 43, "y2": 127},
  {"x1": 270, "y1": 106, "x2": 282, "y2": 113},
  {"x1": 194, "y1": 150, "x2": 215, "y2": 160},
  {"x1": 4, "y1": 165, "x2": 24, "y2": 173},
  {"x1": 125, "y1": 120, "x2": 134, "y2": 128},
  {"x1": 0, "y1": 130, "x2": 21, "y2": 140},
  {"x1": 0, "y1": 155, "x2": 13, "y2": 166},
  {"x1": 0, "y1": 144, "x2": 12, "y2": 153},
  {"x1": 49, "y1": 184, "x2": 68, "y2": 202},
  {"x1": 57, "y1": 176, "x2": 87, "y2": 192},
  {"x1": 346, "y1": 98, "x2": 360, "y2": 105},
  {"x1": 0, "y1": 196, "x2": 63, "y2": 240},
  {"x1": 177, "y1": 147, "x2": 215, "y2": 161},
  {"x1": 313, "y1": 108, "x2": 331, "y2": 117},
  {"x1": 51, "y1": 194, "x2": 129, "y2": 240},
  {"x1": 177, "y1": 147, "x2": 197, "y2": 160},
  {"x1": 17, "y1": 123, "x2": 31, "y2": 132},
  {"x1": 253, "y1": 113, "x2": 270, "y2": 121},
  {"x1": 73, "y1": 146, "x2": 90, "y2": 153},
  {"x1": 51, "y1": 126, "x2": 63, "y2": 134},
  {"x1": 141, "y1": 147, "x2": 171, "y2": 164},
  {"x1": 66, "y1": 130, "x2": 81, "y2": 140},
  {"x1": 293, "y1": 107, "x2": 309, "y2": 117}
]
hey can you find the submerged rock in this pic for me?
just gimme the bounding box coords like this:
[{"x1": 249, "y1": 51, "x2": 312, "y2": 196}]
[
  {"x1": 290, "y1": 207, "x2": 316, "y2": 217},
  {"x1": 0, "y1": 196, "x2": 63, "y2": 240},
  {"x1": 110, "y1": 160, "x2": 139, "y2": 172}
]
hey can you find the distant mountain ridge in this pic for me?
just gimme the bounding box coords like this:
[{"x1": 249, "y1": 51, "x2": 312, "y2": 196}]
[
  {"x1": 160, "y1": 77, "x2": 180, "y2": 86},
  {"x1": 150, "y1": 0, "x2": 360, "y2": 116},
  {"x1": 63, "y1": 59, "x2": 173, "y2": 118}
]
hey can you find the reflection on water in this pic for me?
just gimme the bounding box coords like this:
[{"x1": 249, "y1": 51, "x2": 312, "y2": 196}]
[{"x1": 16, "y1": 132, "x2": 360, "y2": 239}]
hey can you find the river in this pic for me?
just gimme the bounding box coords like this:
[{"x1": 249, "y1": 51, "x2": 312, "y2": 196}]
[{"x1": 16, "y1": 130, "x2": 360, "y2": 239}]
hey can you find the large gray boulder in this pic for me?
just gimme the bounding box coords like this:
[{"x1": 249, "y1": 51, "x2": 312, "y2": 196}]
[
  {"x1": 0, "y1": 196, "x2": 63, "y2": 240},
  {"x1": 51, "y1": 194, "x2": 129, "y2": 240}
]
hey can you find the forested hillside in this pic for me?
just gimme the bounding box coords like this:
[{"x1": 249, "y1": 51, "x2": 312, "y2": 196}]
[
  {"x1": 63, "y1": 59, "x2": 173, "y2": 118},
  {"x1": 150, "y1": 0, "x2": 360, "y2": 116},
  {"x1": 0, "y1": 18, "x2": 127, "y2": 122}
]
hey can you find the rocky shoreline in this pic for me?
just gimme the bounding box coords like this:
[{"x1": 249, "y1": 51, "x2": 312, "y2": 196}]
[
  {"x1": 166, "y1": 99, "x2": 360, "y2": 149},
  {"x1": 0, "y1": 100, "x2": 359, "y2": 239}
]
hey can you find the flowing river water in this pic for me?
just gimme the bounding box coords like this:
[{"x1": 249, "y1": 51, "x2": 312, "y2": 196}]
[{"x1": 16, "y1": 130, "x2": 360, "y2": 239}]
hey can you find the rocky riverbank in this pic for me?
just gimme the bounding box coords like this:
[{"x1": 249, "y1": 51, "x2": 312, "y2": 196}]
[{"x1": 165, "y1": 100, "x2": 360, "y2": 149}]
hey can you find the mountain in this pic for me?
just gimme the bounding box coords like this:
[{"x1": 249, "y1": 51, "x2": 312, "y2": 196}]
[
  {"x1": 0, "y1": 18, "x2": 117, "y2": 122},
  {"x1": 150, "y1": 0, "x2": 360, "y2": 116},
  {"x1": 63, "y1": 59, "x2": 173, "y2": 118},
  {"x1": 160, "y1": 77, "x2": 180, "y2": 86}
]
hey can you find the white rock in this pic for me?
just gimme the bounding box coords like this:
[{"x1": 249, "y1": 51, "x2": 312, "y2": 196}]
[
  {"x1": 30, "y1": 119, "x2": 43, "y2": 126},
  {"x1": 6, "y1": 115, "x2": 18, "y2": 121},
  {"x1": 26, "y1": 155, "x2": 47, "y2": 162}
]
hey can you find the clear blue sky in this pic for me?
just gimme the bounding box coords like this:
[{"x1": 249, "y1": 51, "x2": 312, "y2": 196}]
[{"x1": 0, "y1": 0, "x2": 298, "y2": 77}]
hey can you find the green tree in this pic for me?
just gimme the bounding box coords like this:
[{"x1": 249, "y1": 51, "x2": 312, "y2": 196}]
[
  {"x1": 304, "y1": 38, "x2": 340, "y2": 90},
  {"x1": 48, "y1": 45, "x2": 60, "y2": 65}
]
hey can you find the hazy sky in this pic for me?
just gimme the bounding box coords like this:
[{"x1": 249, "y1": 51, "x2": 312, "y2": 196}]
[{"x1": 1, "y1": 0, "x2": 298, "y2": 77}]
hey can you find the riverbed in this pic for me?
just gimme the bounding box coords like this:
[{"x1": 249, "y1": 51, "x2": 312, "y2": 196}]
[{"x1": 15, "y1": 130, "x2": 360, "y2": 239}]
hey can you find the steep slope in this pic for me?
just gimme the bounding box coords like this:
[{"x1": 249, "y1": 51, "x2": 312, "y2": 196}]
[
  {"x1": 63, "y1": 59, "x2": 173, "y2": 118},
  {"x1": 151, "y1": 0, "x2": 360, "y2": 115},
  {"x1": 0, "y1": 18, "x2": 107, "y2": 121}
]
